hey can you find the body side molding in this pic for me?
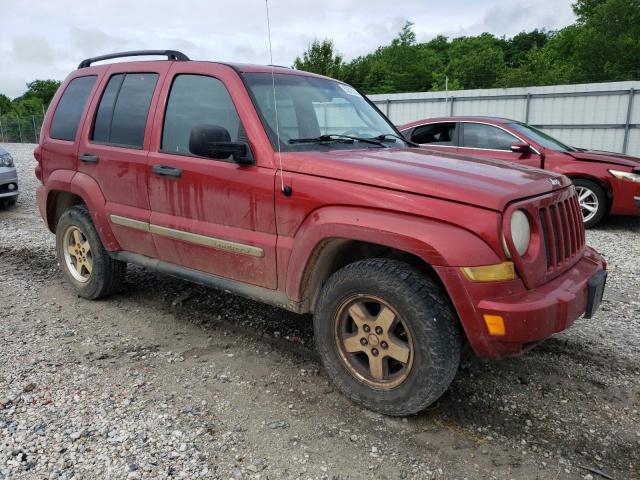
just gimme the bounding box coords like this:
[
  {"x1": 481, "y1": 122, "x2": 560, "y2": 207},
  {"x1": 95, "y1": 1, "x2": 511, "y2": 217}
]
[{"x1": 109, "y1": 215, "x2": 264, "y2": 258}]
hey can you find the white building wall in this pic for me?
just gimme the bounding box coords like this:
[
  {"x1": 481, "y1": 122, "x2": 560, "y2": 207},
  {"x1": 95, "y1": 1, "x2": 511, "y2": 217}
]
[{"x1": 368, "y1": 81, "x2": 640, "y2": 156}]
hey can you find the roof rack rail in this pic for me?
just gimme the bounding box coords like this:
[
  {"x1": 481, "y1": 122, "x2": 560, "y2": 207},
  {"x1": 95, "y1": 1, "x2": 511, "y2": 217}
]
[{"x1": 78, "y1": 50, "x2": 190, "y2": 69}]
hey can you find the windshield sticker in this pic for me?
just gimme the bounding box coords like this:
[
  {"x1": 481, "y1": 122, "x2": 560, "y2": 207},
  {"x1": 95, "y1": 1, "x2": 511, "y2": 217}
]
[{"x1": 339, "y1": 84, "x2": 359, "y2": 96}]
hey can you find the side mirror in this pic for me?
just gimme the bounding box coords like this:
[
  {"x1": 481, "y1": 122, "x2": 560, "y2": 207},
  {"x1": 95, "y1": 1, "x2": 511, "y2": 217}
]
[
  {"x1": 189, "y1": 124, "x2": 255, "y2": 165},
  {"x1": 510, "y1": 141, "x2": 531, "y2": 154}
]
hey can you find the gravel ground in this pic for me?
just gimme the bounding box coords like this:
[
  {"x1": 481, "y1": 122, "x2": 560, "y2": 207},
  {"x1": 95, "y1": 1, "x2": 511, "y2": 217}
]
[{"x1": 0, "y1": 143, "x2": 638, "y2": 480}]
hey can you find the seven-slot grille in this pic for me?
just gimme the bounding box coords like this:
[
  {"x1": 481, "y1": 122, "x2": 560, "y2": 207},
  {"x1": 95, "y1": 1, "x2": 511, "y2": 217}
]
[{"x1": 538, "y1": 193, "x2": 585, "y2": 270}]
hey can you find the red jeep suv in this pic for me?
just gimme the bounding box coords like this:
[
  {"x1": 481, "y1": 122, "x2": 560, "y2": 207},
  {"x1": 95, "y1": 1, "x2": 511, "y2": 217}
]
[
  {"x1": 399, "y1": 116, "x2": 640, "y2": 227},
  {"x1": 35, "y1": 51, "x2": 607, "y2": 415}
]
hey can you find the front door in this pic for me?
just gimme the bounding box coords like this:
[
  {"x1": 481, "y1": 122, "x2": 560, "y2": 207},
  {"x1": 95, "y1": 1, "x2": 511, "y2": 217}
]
[
  {"x1": 458, "y1": 122, "x2": 542, "y2": 168},
  {"x1": 146, "y1": 65, "x2": 278, "y2": 289}
]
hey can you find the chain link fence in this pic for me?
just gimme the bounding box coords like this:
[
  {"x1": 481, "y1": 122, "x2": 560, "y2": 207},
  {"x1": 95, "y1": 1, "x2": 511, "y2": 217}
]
[{"x1": 0, "y1": 115, "x2": 44, "y2": 144}]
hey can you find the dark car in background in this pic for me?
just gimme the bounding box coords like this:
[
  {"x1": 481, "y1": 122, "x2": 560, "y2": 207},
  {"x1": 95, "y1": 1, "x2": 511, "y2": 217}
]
[
  {"x1": 399, "y1": 116, "x2": 640, "y2": 227},
  {"x1": 0, "y1": 145, "x2": 19, "y2": 207}
]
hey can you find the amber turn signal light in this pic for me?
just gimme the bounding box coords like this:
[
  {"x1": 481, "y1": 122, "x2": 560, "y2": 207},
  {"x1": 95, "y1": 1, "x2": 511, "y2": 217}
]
[
  {"x1": 483, "y1": 314, "x2": 506, "y2": 336},
  {"x1": 460, "y1": 262, "x2": 516, "y2": 282}
]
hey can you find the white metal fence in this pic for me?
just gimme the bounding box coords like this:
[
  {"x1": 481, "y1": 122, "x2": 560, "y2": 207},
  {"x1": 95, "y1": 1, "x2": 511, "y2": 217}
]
[{"x1": 369, "y1": 81, "x2": 640, "y2": 157}]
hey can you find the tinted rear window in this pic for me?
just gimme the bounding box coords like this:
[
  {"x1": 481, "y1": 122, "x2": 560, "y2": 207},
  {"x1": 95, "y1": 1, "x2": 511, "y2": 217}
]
[
  {"x1": 91, "y1": 73, "x2": 158, "y2": 148},
  {"x1": 50, "y1": 76, "x2": 96, "y2": 141}
]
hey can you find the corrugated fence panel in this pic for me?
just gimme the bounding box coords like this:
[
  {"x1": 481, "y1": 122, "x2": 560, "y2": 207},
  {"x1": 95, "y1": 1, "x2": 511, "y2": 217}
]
[{"x1": 369, "y1": 81, "x2": 640, "y2": 156}]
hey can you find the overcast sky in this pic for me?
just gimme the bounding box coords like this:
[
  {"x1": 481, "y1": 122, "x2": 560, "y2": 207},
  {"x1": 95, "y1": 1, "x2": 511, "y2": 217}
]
[{"x1": 1, "y1": 0, "x2": 576, "y2": 98}]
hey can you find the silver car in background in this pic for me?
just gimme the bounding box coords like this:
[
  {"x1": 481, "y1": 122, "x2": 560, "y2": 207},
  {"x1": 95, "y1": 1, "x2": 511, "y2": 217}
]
[{"x1": 0, "y1": 145, "x2": 18, "y2": 207}]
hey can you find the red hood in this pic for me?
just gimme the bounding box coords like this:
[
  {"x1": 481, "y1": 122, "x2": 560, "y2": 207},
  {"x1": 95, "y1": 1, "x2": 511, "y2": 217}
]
[
  {"x1": 567, "y1": 149, "x2": 640, "y2": 169},
  {"x1": 282, "y1": 147, "x2": 571, "y2": 211}
]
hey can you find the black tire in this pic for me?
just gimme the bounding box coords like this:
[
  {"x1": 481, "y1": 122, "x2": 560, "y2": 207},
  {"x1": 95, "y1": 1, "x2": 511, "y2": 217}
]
[
  {"x1": 573, "y1": 179, "x2": 607, "y2": 228},
  {"x1": 1, "y1": 198, "x2": 16, "y2": 208},
  {"x1": 55, "y1": 205, "x2": 125, "y2": 299},
  {"x1": 314, "y1": 258, "x2": 461, "y2": 416}
]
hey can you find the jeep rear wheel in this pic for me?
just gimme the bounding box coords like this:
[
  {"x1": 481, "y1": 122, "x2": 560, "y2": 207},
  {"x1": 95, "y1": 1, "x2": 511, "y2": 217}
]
[
  {"x1": 314, "y1": 258, "x2": 461, "y2": 416},
  {"x1": 56, "y1": 205, "x2": 125, "y2": 299}
]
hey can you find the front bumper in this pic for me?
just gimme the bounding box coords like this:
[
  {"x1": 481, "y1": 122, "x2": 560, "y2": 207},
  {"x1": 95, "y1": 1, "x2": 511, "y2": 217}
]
[
  {"x1": 437, "y1": 246, "x2": 607, "y2": 359},
  {"x1": 0, "y1": 167, "x2": 19, "y2": 199},
  {"x1": 610, "y1": 177, "x2": 640, "y2": 216}
]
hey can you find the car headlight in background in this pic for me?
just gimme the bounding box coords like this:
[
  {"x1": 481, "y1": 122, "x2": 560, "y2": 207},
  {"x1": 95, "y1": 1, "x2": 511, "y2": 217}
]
[
  {"x1": 502, "y1": 209, "x2": 531, "y2": 258},
  {"x1": 0, "y1": 153, "x2": 14, "y2": 168},
  {"x1": 609, "y1": 169, "x2": 640, "y2": 183}
]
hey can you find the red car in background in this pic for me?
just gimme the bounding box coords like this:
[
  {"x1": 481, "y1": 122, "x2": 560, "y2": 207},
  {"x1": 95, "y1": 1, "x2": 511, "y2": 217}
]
[{"x1": 399, "y1": 117, "x2": 640, "y2": 227}]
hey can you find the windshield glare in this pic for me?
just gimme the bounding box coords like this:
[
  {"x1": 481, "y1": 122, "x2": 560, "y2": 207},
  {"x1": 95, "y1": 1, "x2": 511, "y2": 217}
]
[
  {"x1": 507, "y1": 122, "x2": 574, "y2": 152},
  {"x1": 244, "y1": 73, "x2": 405, "y2": 151}
]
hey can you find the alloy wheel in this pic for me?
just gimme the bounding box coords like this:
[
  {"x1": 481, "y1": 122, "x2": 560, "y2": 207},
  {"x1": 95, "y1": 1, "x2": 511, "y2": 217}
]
[
  {"x1": 63, "y1": 225, "x2": 93, "y2": 283},
  {"x1": 576, "y1": 186, "x2": 599, "y2": 223},
  {"x1": 334, "y1": 295, "x2": 414, "y2": 390}
]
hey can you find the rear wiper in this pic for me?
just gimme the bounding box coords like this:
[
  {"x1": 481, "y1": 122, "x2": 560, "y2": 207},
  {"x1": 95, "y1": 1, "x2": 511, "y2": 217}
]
[
  {"x1": 374, "y1": 133, "x2": 418, "y2": 147},
  {"x1": 289, "y1": 134, "x2": 388, "y2": 147}
]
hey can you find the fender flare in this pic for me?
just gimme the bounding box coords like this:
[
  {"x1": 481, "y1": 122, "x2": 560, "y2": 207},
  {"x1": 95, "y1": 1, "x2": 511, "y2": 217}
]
[
  {"x1": 284, "y1": 206, "x2": 501, "y2": 301},
  {"x1": 65, "y1": 172, "x2": 121, "y2": 251}
]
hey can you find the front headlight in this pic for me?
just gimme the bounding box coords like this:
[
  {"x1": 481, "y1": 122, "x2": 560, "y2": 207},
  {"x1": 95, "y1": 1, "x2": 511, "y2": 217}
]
[
  {"x1": 609, "y1": 169, "x2": 640, "y2": 183},
  {"x1": 0, "y1": 154, "x2": 14, "y2": 167},
  {"x1": 502, "y1": 209, "x2": 531, "y2": 258}
]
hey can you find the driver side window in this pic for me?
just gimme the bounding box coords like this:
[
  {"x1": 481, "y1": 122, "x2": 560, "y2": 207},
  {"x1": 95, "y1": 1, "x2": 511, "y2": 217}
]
[
  {"x1": 161, "y1": 74, "x2": 242, "y2": 156},
  {"x1": 411, "y1": 122, "x2": 456, "y2": 145}
]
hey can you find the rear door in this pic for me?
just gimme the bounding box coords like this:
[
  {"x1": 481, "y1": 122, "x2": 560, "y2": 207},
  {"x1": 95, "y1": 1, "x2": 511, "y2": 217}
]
[
  {"x1": 459, "y1": 122, "x2": 541, "y2": 167},
  {"x1": 404, "y1": 122, "x2": 458, "y2": 153},
  {"x1": 146, "y1": 63, "x2": 278, "y2": 289},
  {"x1": 77, "y1": 62, "x2": 172, "y2": 258}
]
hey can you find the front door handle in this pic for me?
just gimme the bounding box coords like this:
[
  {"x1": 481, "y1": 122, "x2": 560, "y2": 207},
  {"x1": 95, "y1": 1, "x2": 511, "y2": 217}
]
[
  {"x1": 79, "y1": 153, "x2": 99, "y2": 164},
  {"x1": 152, "y1": 164, "x2": 182, "y2": 178}
]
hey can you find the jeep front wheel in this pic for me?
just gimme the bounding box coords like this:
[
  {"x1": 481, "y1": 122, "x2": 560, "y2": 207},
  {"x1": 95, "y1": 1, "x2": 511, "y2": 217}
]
[
  {"x1": 314, "y1": 258, "x2": 461, "y2": 416},
  {"x1": 56, "y1": 205, "x2": 125, "y2": 299}
]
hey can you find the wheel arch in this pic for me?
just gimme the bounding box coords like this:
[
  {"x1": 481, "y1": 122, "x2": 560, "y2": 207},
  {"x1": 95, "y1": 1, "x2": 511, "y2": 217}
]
[
  {"x1": 285, "y1": 206, "x2": 502, "y2": 312},
  {"x1": 564, "y1": 173, "x2": 613, "y2": 199},
  {"x1": 44, "y1": 172, "x2": 120, "y2": 251}
]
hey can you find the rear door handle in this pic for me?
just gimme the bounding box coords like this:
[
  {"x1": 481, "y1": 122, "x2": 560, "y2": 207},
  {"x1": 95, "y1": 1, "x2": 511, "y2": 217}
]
[
  {"x1": 79, "y1": 153, "x2": 99, "y2": 164},
  {"x1": 152, "y1": 164, "x2": 182, "y2": 178}
]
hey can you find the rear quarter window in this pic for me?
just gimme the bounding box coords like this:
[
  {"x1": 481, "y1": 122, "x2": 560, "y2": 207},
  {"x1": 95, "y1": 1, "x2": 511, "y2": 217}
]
[{"x1": 50, "y1": 76, "x2": 97, "y2": 141}]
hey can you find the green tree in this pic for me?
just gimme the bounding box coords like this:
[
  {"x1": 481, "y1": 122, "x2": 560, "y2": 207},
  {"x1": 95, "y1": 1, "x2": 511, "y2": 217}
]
[
  {"x1": 0, "y1": 94, "x2": 11, "y2": 115},
  {"x1": 293, "y1": 39, "x2": 343, "y2": 78},
  {"x1": 446, "y1": 34, "x2": 507, "y2": 89},
  {"x1": 570, "y1": 0, "x2": 640, "y2": 82},
  {"x1": 12, "y1": 96, "x2": 45, "y2": 116},
  {"x1": 22, "y1": 79, "x2": 61, "y2": 106},
  {"x1": 503, "y1": 30, "x2": 550, "y2": 67},
  {"x1": 500, "y1": 46, "x2": 573, "y2": 87}
]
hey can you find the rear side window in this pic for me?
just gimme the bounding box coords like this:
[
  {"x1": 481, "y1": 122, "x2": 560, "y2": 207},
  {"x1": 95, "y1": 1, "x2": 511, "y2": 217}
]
[
  {"x1": 91, "y1": 73, "x2": 158, "y2": 148},
  {"x1": 462, "y1": 123, "x2": 518, "y2": 151},
  {"x1": 50, "y1": 76, "x2": 96, "y2": 141},
  {"x1": 411, "y1": 122, "x2": 456, "y2": 145},
  {"x1": 161, "y1": 74, "x2": 241, "y2": 155}
]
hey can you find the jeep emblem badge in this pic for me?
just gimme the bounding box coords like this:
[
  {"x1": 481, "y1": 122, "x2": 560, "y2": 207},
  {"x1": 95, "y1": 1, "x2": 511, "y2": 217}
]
[{"x1": 549, "y1": 178, "x2": 561, "y2": 187}]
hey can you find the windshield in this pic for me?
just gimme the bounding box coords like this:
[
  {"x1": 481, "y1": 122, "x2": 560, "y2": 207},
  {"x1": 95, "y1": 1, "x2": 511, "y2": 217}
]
[
  {"x1": 507, "y1": 122, "x2": 575, "y2": 152},
  {"x1": 243, "y1": 73, "x2": 406, "y2": 151}
]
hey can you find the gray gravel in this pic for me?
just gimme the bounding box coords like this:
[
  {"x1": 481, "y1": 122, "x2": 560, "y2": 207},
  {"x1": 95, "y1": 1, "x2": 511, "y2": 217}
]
[{"x1": 1, "y1": 143, "x2": 639, "y2": 480}]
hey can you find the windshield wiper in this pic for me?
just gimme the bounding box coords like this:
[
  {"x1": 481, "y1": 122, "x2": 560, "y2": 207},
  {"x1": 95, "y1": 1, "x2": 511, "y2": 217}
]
[
  {"x1": 373, "y1": 133, "x2": 418, "y2": 147},
  {"x1": 289, "y1": 134, "x2": 388, "y2": 147}
]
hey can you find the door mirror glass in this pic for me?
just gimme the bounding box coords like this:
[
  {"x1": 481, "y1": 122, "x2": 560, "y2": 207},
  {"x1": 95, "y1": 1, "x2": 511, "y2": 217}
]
[
  {"x1": 189, "y1": 124, "x2": 254, "y2": 165},
  {"x1": 510, "y1": 141, "x2": 532, "y2": 154}
]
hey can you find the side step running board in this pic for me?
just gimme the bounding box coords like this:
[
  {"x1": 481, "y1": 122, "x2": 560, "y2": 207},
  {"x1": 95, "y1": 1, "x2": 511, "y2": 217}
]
[{"x1": 109, "y1": 251, "x2": 305, "y2": 314}]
